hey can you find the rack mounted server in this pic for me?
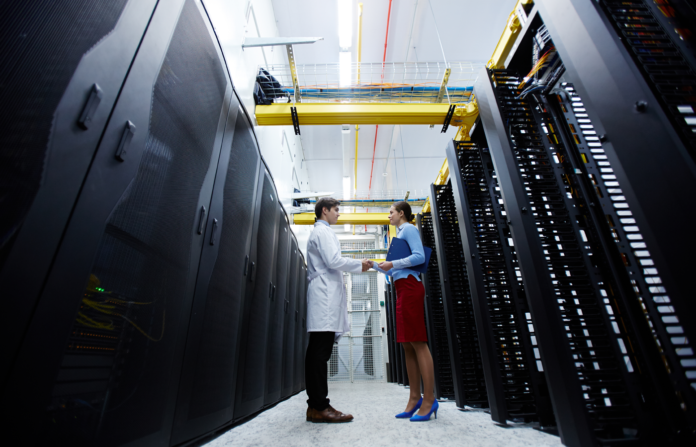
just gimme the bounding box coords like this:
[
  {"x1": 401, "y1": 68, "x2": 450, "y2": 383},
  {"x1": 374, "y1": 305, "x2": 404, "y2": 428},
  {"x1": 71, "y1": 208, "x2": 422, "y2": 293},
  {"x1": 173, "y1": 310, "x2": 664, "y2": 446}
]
[
  {"x1": 0, "y1": 1, "x2": 309, "y2": 445},
  {"x1": 420, "y1": 0, "x2": 696, "y2": 445}
]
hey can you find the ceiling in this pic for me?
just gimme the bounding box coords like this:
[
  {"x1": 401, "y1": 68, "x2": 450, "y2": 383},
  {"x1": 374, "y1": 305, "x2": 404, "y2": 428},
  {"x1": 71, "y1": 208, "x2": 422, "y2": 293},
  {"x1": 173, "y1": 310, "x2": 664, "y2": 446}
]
[{"x1": 270, "y1": 0, "x2": 518, "y2": 199}]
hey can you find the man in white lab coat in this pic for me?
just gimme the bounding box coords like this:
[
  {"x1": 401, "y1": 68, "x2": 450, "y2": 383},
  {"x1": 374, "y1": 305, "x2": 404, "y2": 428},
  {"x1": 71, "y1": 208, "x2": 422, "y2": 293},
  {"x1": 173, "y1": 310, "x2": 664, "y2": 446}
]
[{"x1": 305, "y1": 197, "x2": 370, "y2": 423}]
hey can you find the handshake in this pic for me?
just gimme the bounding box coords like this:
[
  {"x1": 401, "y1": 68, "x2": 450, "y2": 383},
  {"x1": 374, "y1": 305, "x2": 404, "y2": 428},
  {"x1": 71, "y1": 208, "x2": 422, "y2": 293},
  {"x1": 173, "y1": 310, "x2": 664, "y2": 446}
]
[{"x1": 360, "y1": 259, "x2": 394, "y2": 273}]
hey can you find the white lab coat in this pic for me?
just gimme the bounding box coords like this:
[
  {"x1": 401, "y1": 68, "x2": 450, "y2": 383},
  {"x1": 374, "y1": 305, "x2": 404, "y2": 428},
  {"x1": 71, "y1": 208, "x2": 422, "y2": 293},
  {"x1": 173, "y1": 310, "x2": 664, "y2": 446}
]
[{"x1": 306, "y1": 221, "x2": 362, "y2": 340}]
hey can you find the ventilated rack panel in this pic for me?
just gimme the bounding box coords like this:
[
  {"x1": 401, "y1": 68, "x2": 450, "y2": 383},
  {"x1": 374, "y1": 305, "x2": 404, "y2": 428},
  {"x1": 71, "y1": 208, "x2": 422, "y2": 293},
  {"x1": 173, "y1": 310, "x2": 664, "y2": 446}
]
[
  {"x1": 490, "y1": 69, "x2": 651, "y2": 440},
  {"x1": 550, "y1": 82, "x2": 696, "y2": 433},
  {"x1": 599, "y1": 0, "x2": 696, "y2": 152},
  {"x1": 432, "y1": 183, "x2": 488, "y2": 408},
  {"x1": 419, "y1": 213, "x2": 455, "y2": 399},
  {"x1": 451, "y1": 141, "x2": 554, "y2": 424}
]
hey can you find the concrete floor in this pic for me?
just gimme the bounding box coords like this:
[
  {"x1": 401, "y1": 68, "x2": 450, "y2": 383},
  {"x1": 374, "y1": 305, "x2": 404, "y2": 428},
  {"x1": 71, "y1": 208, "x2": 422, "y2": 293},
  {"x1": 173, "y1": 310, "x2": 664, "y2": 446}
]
[{"x1": 204, "y1": 382, "x2": 563, "y2": 447}]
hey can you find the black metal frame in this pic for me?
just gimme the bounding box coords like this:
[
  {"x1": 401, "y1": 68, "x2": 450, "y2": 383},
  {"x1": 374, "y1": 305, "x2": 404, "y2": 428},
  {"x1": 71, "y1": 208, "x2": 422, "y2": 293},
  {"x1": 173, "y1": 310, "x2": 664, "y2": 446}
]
[
  {"x1": 475, "y1": 68, "x2": 594, "y2": 446},
  {"x1": 417, "y1": 214, "x2": 452, "y2": 400},
  {"x1": 446, "y1": 138, "x2": 556, "y2": 426},
  {"x1": 429, "y1": 182, "x2": 487, "y2": 409},
  {"x1": 536, "y1": 0, "x2": 696, "y2": 361}
]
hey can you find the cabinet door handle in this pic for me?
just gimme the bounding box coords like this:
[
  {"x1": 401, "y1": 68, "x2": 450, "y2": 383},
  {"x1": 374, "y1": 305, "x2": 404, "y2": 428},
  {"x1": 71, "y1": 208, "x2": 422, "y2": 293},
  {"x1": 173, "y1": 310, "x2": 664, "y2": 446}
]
[
  {"x1": 295, "y1": 310, "x2": 298, "y2": 322},
  {"x1": 77, "y1": 83, "x2": 103, "y2": 130},
  {"x1": 269, "y1": 282, "x2": 274, "y2": 301},
  {"x1": 115, "y1": 120, "x2": 136, "y2": 161},
  {"x1": 209, "y1": 218, "x2": 218, "y2": 245},
  {"x1": 272, "y1": 285, "x2": 276, "y2": 301},
  {"x1": 197, "y1": 206, "x2": 207, "y2": 234},
  {"x1": 244, "y1": 255, "x2": 249, "y2": 276},
  {"x1": 249, "y1": 261, "x2": 255, "y2": 281}
]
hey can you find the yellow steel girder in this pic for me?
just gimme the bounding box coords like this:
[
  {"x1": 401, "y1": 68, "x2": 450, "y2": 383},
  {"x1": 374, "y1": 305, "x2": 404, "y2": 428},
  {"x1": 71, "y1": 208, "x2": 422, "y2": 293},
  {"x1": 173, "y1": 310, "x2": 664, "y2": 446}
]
[
  {"x1": 486, "y1": 0, "x2": 533, "y2": 70},
  {"x1": 293, "y1": 213, "x2": 390, "y2": 225},
  {"x1": 257, "y1": 103, "x2": 459, "y2": 126}
]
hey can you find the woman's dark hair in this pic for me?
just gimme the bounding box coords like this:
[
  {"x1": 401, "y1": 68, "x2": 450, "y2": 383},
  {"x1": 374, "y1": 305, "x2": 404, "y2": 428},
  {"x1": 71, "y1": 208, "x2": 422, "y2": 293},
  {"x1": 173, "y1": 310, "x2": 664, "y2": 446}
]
[
  {"x1": 392, "y1": 201, "x2": 415, "y2": 223},
  {"x1": 315, "y1": 197, "x2": 341, "y2": 219}
]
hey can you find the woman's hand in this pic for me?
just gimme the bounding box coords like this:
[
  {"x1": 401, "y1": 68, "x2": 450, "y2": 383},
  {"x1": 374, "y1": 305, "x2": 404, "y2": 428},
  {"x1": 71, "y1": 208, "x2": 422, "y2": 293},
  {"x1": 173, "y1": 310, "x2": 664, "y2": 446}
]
[{"x1": 378, "y1": 261, "x2": 394, "y2": 272}]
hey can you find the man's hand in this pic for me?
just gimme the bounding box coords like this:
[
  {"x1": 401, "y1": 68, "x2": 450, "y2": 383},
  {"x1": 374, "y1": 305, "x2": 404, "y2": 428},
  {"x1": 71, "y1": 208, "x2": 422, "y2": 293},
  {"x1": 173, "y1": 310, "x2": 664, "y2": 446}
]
[
  {"x1": 361, "y1": 259, "x2": 372, "y2": 272},
  {"x1": 378, "y1": 261, "x2": 394, "y2": 272}
]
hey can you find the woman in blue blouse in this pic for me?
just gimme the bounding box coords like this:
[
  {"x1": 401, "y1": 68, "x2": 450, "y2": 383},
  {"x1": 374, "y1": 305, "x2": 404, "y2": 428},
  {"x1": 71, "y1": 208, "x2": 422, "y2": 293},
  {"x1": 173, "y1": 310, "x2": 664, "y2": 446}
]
[{"x1": 371, "y1": 202, "x2": 438, "y2": 421}]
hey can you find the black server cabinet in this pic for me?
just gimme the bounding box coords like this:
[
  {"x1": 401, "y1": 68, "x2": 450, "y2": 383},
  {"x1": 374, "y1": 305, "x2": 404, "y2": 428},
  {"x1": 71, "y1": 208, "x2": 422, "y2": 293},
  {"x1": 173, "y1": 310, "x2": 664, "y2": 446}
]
[
  {"x1": 234, "y1": 167, "x2": 281, "y2": 421},
  {"x1": 417, "y1": 214, "x2": 455, "y2": 400},
  {"x1": 1, "y1": 1, "x2": 232, "y2": 445},
  {"x1": 264, "y1": 207, "x2": 291, "y2": 406},
  {"x1": 281, "y1": 237, "x2": 300, "y2": 399},
  {"x1": 0, "y1": 0, "x2": 158, "y2": 387},
  {"x1": 392, "y1": 282, "x2": 409, "y2": 387},
  {"x1": 445, "y1": 139, "x2": 555, "y2": 426},
  {"x1": 384, "y1": 289, "x2": 395, "y2": 383},
  {"x1": 171, "y1": 102, "x2": 260, "y2": 444},
  {"x1": 429, "y1": 183, "x2": 488, "y2": 409},
  {"x1": 388, "y1": 282, "x2": 402, "y2": 385},
  {"x1": 475, "y1": 65, "x2": 688, "y2": 443},
  {"x1": 299, "y1": 256, "x2": 308, "y2": 391},
  {"x1": 534, "y1": 0, "x2": 696, "y2": 432},
  {"x1": 293, "y1": 254, "x2": 307, "y2": 394}
]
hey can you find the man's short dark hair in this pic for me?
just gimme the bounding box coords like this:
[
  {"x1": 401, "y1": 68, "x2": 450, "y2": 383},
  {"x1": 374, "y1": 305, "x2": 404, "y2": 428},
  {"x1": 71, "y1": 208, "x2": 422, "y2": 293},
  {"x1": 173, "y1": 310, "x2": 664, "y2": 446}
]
[{"x1": 315, "y1": 197, "x2": 341, "y2": 219}]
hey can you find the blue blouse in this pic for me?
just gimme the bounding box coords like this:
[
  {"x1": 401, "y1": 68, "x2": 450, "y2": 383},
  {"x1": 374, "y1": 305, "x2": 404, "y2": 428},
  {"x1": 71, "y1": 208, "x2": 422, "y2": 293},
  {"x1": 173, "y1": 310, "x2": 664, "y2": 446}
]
[{"x1": 372, "y1": 222, "x2": 424, "y2": 282}]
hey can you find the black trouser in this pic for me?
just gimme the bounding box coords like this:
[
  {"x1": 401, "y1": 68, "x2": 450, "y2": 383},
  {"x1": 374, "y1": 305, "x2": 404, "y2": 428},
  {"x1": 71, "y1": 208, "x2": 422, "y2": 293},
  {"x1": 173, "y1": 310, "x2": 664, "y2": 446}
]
[{"x1": 305, "y1": 331, "x2": 336, "y2": 411}]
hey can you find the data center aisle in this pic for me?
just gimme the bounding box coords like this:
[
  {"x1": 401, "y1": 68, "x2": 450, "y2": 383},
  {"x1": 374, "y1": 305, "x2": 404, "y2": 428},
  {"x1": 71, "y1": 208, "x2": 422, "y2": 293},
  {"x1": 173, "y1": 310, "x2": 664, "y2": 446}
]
[{"x1": 204, "y1": 382, "x2": 562, "y2": 447}]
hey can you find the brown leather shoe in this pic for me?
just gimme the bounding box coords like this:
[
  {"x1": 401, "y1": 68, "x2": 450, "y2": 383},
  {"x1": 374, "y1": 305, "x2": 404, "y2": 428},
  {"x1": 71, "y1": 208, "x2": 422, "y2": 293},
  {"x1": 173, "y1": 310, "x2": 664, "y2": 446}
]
[
  {"x1": 306, "y1": 407, "x2": 314, "y2": 422},
  {"x1": 310, "y1": 406, "x2": 353, "y2": 423}
]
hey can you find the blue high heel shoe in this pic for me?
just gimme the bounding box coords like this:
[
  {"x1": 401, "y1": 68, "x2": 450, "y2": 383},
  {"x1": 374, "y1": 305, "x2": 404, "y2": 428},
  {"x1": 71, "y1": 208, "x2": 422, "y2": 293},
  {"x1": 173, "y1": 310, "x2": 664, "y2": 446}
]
[
  {"x1": 395, "y1": 397, "x2": 423, "y2": 418},
  {"x1": 410, "y1": 400, "x2": 438, "y2": 422}
]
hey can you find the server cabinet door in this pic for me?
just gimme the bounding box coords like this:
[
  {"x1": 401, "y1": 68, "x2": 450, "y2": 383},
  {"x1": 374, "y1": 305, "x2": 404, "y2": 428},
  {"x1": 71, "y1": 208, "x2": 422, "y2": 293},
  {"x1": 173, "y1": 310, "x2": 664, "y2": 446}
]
[
  {"x1": 293, "y1": 257, "x2": 306, "y2": 393},
  {"x1": 1, "y1": 1, "x2": 232, "y2": 445},
  {"x1": 233, "y1": 168, "x2": 280, "y2": 420},
  {"x1": 0, "y1": 0, "x2": 157, "y2": 386},
  {"x1": 300, "y1": 261, "x2": 308, "y2": 390},
  {"x1": 170, "y1": 95, "x2": 261, "y2": 444},
  {"x1": 264, "y1": 208, "x2": 291, "y2": 406},
  {"x1": 281, "y1": 238, "x2": 300, "y2": 398}
]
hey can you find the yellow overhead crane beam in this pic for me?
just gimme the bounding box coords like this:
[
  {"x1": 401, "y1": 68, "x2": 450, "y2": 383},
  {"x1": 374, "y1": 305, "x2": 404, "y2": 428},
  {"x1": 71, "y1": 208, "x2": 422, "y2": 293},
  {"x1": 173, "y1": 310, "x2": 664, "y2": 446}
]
[
  {"x1": 487, "y1": 0, "x2": 533, "y2": 70},
  {"x1": 293, "y1": 213, "x2": 390, "y2": 225},
  {"x1": 257, "y1": 103, "x2": 461, "y2": 126}
]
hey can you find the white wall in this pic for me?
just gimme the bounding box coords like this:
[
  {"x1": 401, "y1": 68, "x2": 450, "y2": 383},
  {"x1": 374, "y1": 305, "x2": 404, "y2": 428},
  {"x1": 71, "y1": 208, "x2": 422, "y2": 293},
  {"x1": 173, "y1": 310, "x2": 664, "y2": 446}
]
[{"x1": 203, "y1": 0, "x2": 311, "y2": 212}]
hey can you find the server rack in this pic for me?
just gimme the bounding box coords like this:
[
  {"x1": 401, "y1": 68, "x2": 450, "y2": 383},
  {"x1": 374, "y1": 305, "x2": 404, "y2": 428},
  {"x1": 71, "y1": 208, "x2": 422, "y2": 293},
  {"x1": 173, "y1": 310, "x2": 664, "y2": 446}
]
[
  {"x1": 387, "y1": 281, "x2": 403, "y2": 385},
  {"x1": 265, "y1": 207, "x2": 291, "y2": 405},
  {"x1": 281, "y1": 238, "x2": 300, "y2": 399},
  {"x1": 384, "y1": 289, "x2": 395, "y2": 383},
  {"x1": 0, "y1": 0, "x2": 159, "y2": 387},
  {"x1": 444, "y1": 139, "x2": 556, "y2": 427},
  {"x1": 0, "y1": 0, "x2": 309, "y2": 444},
  {"x1": 429, "y1": 182, "x2": 488, "y2": 410},
  {"x1": 299, "y1": 255, "x2": 309, "y2": 391},
  {"x1": 417, "y1": 214, "x2": 455, "y2": 400},
  {"x1": 234, "y1": 167, "x2": 281, "y2": 421},
  {"x1": 293, "y1": 254, "x2": 307, "y2": 394},
  {"x1": 533, "y1": 2, "x2": 696, "y2": 433},
  {"x1": 171, "y1": 96, "x2": 259, "y2": 444}
]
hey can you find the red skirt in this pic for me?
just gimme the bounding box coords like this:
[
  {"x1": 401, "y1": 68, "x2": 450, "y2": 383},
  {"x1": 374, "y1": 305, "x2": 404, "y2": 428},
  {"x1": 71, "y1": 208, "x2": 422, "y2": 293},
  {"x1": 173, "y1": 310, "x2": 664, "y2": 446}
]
[{"x1": 395, "y1": 275, "x2": 428, "y2": 343}]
